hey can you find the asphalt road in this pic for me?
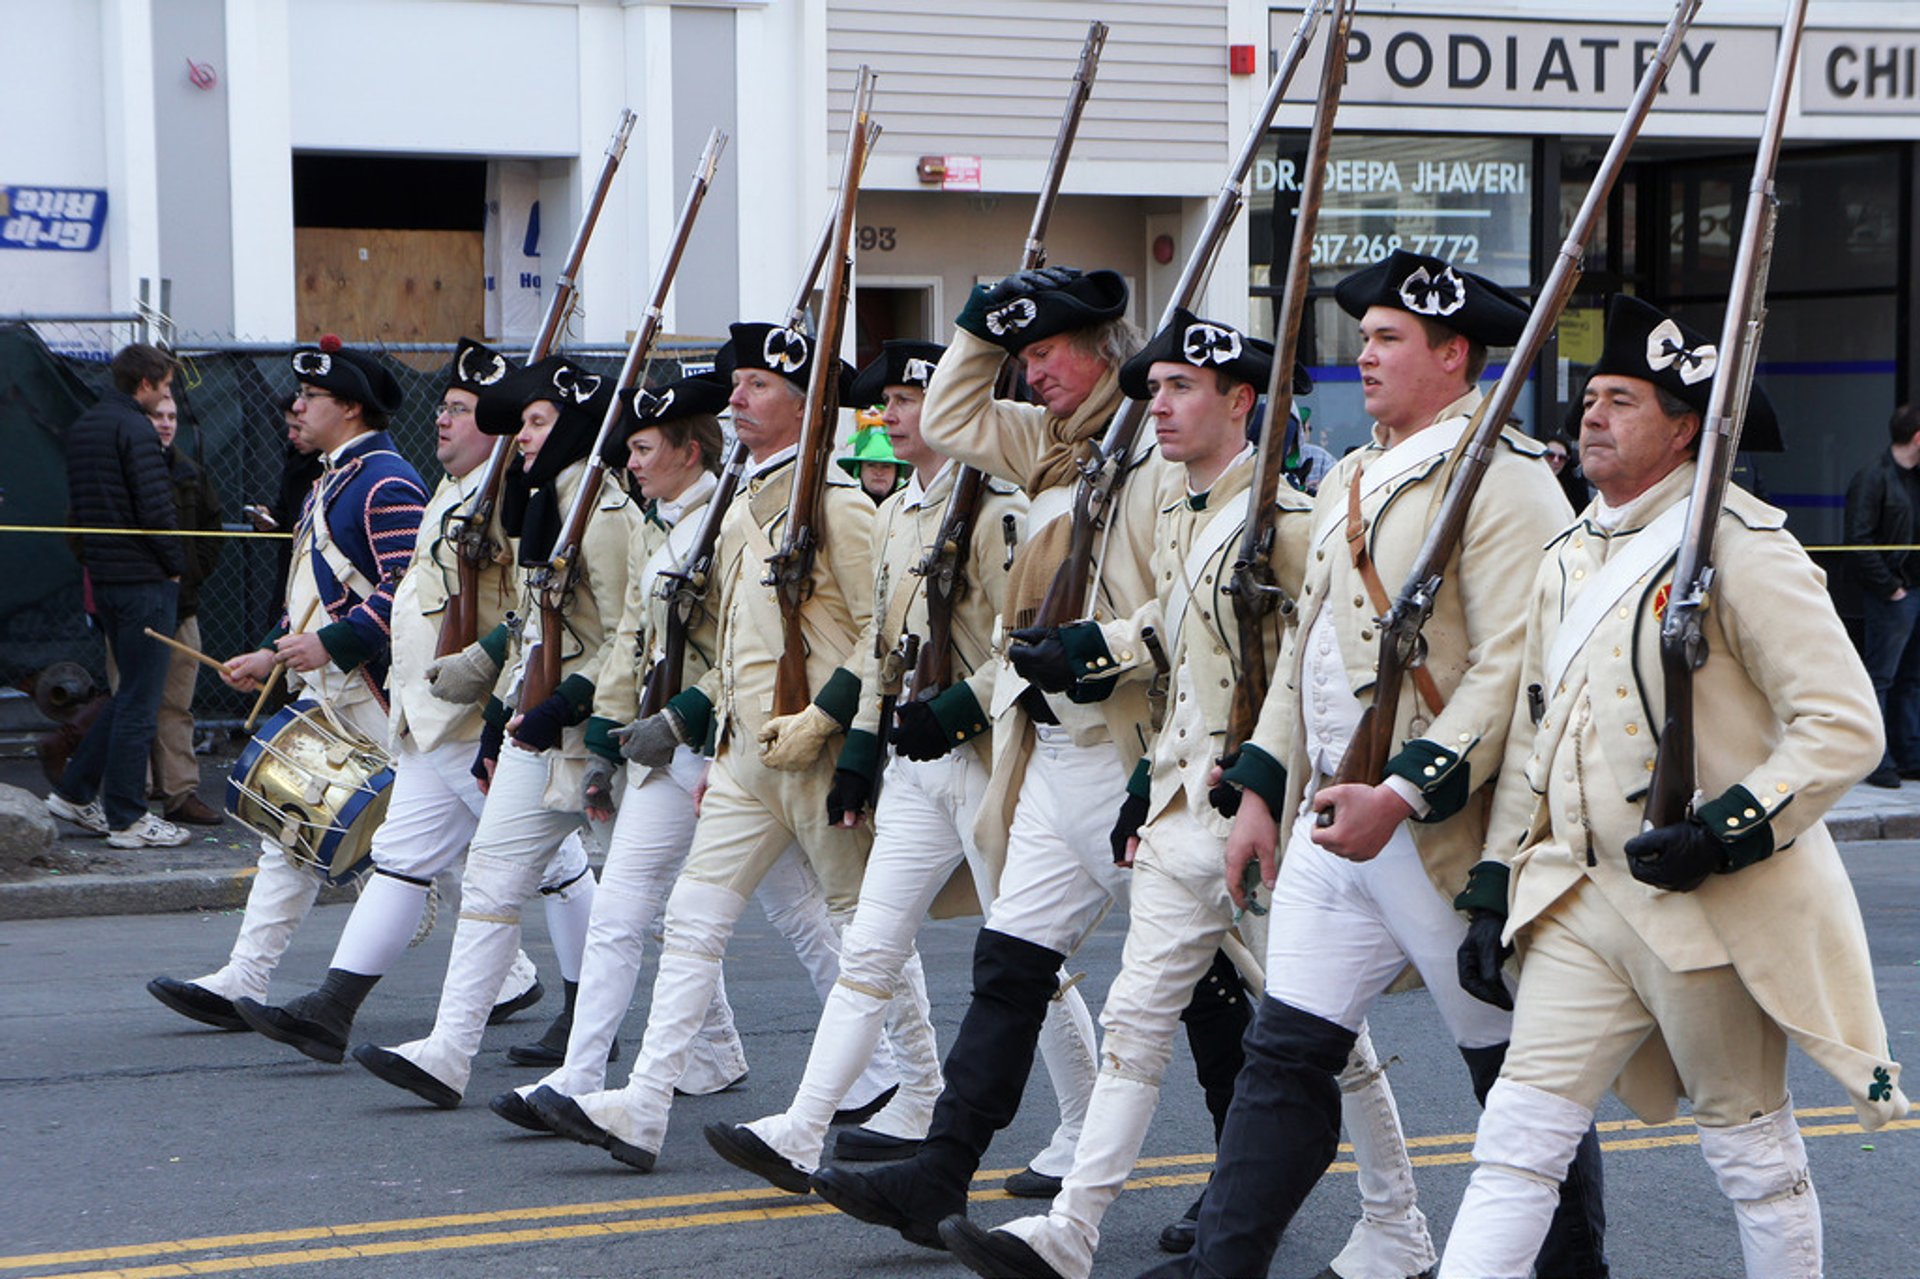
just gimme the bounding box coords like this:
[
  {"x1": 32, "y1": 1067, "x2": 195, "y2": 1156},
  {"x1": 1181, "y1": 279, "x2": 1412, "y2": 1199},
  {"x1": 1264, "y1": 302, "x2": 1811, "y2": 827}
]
[{"x1": 2, "y1": 841, "x2": 1915, "y2": 1279}]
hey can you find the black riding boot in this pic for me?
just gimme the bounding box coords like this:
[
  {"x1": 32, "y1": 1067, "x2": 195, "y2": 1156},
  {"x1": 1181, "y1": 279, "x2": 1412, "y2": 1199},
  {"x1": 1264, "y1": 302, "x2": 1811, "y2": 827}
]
[{"x1": 235, "y1": 968, "x2": 380, "y2": 1063}]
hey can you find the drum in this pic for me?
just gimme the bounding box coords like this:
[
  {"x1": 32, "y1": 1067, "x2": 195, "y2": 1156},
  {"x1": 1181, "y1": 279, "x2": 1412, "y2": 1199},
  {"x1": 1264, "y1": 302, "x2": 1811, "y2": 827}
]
[{"x1": 225, "y1": 700, "x2": 394, "y2": 885}]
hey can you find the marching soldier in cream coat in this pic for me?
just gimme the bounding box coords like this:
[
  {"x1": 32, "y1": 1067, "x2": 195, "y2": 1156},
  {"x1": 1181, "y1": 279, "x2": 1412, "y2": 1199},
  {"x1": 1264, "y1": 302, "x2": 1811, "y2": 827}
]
[
  {"x1": 1441, "y1": 296, "x2": 1908, "y2": 1279},
  {"x1": 811, "y1": 268, "x2": 1185, "y2": 1247},
  {"x1": 351, "y1": 354, "x2": 632, "y2": 1108},
  {"x1": 942, "y1": 312, "x2": 1437, "y2": 1279},
  {"x1": 528, "y1": 321, "x2": 907, "y2": 1171},
  {"x1": 234, "y1": 340, "x2": 580, "y2": 1063},
  {"x1": 1157, "y1": 252, "x2": 1607, "y2": 1279},
  {"x1": 706, "y1": 340, "x2": 1101, "y2": 1194}
]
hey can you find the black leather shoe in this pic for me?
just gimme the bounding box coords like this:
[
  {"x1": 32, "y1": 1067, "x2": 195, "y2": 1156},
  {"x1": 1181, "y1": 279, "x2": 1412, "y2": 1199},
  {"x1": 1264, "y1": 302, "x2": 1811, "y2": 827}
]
[
  {"x1": 1305, "y1": 1270, "x2": 1436, "y2": 1279},
  {"x1": 1003, "y1": 1166, "x2": 1064, "y2": 1199},
  {"x1": 810, "y1": 1165, "x2": 946, "y2": 1250},
  {"x1": 704, "y1": 1122, "x2": 813, "y2": 1194},
  {"x1": 489, "y1": 1090, "x2": 551, "y2": 1133},
  {"x1": 147, "y1": 977, "x2": 247, "y2": 1032},
  {"x1": 351, "y1": 1043, "x2": 461, "y2": 1109},
  {"x1": 234, "y1": 996, "x2": 346, "y2": 1064},
  {"x1": 1866, "y1": 764, "x2": 1902, "y2": 789},
  {"x1": 526, "y1": 1085, "x2": 655, "y2": 1171},
  {"x1": 1158, "y1": 1194, "x2": 1202, "y2": 1253},
  {"x1": 833, "y1": 1126, "x2": 924, "y2": 1162},
  {"x1": 488, "y1": 978, "x2": 544, "y2": 1025},
  {"x1": 831, "y1": 1082, "x2": 898, "y2": 1126},
  {"x1": 940, "y1": 1215, "x2": 1067, "y2": 1279}
]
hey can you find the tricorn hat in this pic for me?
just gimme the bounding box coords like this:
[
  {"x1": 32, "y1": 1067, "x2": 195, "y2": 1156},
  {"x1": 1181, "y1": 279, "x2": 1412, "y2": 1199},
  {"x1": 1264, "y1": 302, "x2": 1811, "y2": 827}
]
[
  {"x1": 289, "y1": 335, "x2": 404, "y2": 414},
  {"x1": 446, "y1": 337, "x2": 515, "y2": 395},
  {"x1": 474, "y1": 354, "x2": 612, "y2": 438},
  {"x1": 976, "y1": 268, "x2": 1130, "y2": 355},
  {"x1": 1588, "y1": 294, "x2": 1781, "y2": 453},
  {"x1": 1118, "y1": 309, "x2": 1296, "y2": 401},
  {"x1": 1334, "y1": 250, "x2": 1529, "y2": 348},
  {"x1": 599, "y1": 371, "x2": 731, "y2": 469},
  {"x1": 716, "y1": 321, "x2": 854, "y2": 400},
  {"x1": 847, "y1": 340, "x2": 948, "y2": 409}
]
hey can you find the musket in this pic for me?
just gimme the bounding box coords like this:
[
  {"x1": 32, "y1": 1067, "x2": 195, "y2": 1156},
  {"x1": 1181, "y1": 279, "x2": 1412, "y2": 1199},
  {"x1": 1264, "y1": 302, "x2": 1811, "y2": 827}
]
[
  {"x1": 1646, "y1": 0, "x2": 1807, "y2": 828},
  {"x1": 765, "y1": 66, "x2": 876, "y2": 718},
  {"x1": 1223, "y1": 0, "x2": 1355, "y2": 756},
  {"x1": 437, "y1": 109, "x2": 637, "y2": 657},
  {"x1": 635, "y1": 137, "x2": 871, "y2": 717},
  {"x1": 1321, "y1": 0, "x2": 1702, "y2": 818},
  {"x1": 909, "y1": 21, "x2": 1109, "y2": 700},
  {"x1": 1034, "y1": 0, "x2": 1331, "y2": 629},
  {"x1": 520, "y1": 128, "x2": 728, "y2": 712}
]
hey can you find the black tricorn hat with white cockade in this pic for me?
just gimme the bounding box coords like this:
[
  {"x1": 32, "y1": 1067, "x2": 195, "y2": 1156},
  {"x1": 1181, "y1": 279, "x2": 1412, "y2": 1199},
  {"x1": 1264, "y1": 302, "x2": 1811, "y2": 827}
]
[
  {"x1": 716, "y1": 321, "x2": 854, "y2": 401},
  {"x1": 289, "y1": 335, "x2": 405, "y2": 414},
  {"x1": 599, "y1": 371, "x2": 732, "y2": 469},
  {"x1": 1334, "y1": 249, "x2": 1529, "y2": 348},
  {"x1": 978, "y1": 268, "x2": 1130, "y2": 355},
  {"x1": 1587, "y1": 293, "x2": 1781, "y2": 453},
  {"x1": 1118, "y1": 308, "x2": 1303, "y2": 401},
  {"x1": 847, "y1": 340, "x2": 948, "y2": 408},
  {"x1": 474, "y1": 354, "x2": 612, "y2": 440},
  {"x1": 445, "y1": 337, "x2": 514, "y2": 396}
]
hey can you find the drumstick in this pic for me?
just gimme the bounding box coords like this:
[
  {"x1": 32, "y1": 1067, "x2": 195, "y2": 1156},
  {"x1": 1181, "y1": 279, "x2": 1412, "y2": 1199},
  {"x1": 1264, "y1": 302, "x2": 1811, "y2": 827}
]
[
  {"x1": 142, "y1": 627, "x2": 228, "y2": 674},
  {"x1": 245, "y1": 598, "x2": 322, "y2": 731}
]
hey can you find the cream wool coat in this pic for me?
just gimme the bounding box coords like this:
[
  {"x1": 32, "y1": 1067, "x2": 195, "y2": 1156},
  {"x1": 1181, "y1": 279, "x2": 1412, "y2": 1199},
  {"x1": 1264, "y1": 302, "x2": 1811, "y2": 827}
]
[
  {"x1": 593, "y1": 480, "x2": 719, "y2": 727},
  {"x1": 1485, "y1": 461, "x2": 1908, "y2": 1130},
  {"x1": 1247, "y1": 390, "x2": 1573, "y2": 901},
  {"x1": 493, "y1": 460, "x2": 640, "y2": 810},
  {"x1": 919, "y1": 326, "x2": 1164, "y2": 864}
]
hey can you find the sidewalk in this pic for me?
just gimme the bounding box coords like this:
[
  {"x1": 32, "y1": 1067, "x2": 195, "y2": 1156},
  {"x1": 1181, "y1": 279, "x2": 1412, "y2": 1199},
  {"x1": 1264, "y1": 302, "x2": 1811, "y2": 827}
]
[{"x1": 5, "y1": 739, "x2": 1920, "y2": 923}]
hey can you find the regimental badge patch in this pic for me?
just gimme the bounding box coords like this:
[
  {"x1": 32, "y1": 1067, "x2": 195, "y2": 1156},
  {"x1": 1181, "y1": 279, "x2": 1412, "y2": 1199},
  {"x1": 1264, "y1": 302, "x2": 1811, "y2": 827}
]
[{"x1": 1652, "y1": 583, "x2": 1671, "y2": 624}]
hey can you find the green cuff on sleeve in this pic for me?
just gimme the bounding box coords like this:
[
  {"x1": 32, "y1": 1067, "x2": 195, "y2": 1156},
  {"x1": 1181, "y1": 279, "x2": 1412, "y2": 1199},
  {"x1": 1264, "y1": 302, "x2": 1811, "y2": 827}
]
[
  {"x1": 1126, "y1": 756, "x2": 1152, "y2": 801},
  {"x1": 814, "y1": 667, "x2": 862, "y2": 730},
  {"x1": 584, "y1": 715, "x2": 623, "y2": 763},
  {"x1": 555, "y1": 673, "x2": 596, "y2": 721},
  {"x1": 483, "y1": 696, "x2": 511, "y2": 730},
  {"x1": 929, "y1": 681, "x2": 990, "y2": 747},
  {"x1": 1452, "y1": 860, "x2": 1511, "y2": 917},
  {"x1": 316, "y1": 619, "x2": 372, "y2": 673},
  {"x1": 955, "y1": 283, "x2": 996, "y2": 341},
  {"x1": 1385, "y1": 738, "x2": 1475, "y2": 823},
  {"x1": 477, "y1": 622, "x2": 510, "y2": 667},
  {"x1": 259, "y1": 625, "x2": 287, "y2": 651},
  {"x1": 838, "y1": 728, "x2": 881, "y2": 780},
  {"x1": 1696, "y1": 783, "x2": 1781, "y2": 873},
  {"x1": 1223, "y1": 744, "x2": 1289, "y2": 815},
  {"x1": 666, "y1": 686, "x2": 714, "y2": 753}
]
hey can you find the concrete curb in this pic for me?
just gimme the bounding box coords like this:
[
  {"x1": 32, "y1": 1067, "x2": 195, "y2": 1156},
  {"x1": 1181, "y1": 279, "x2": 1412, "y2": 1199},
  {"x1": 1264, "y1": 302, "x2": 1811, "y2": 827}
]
[{"x1": 0, "y1": 868, "x2": 357, "y2": 922}]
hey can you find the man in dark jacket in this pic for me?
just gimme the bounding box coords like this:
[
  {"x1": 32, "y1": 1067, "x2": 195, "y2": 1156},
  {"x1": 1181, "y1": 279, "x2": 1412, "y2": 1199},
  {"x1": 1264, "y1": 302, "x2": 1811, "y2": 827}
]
[
  {"x1": 1844, "y1": 403, "x2": 1920, "y2": 787},
  {"x1": 45, "y1": 342, "x2": 192, "y2": 848}
]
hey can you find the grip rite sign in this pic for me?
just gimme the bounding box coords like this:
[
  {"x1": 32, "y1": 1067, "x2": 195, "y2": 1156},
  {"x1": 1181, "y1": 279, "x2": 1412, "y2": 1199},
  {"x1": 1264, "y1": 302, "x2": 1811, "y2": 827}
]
[
  {"x1": 1, "y1": 186, "x2": 108, "y2": 251},
  {"x1": 1275, "y1": 13, "x2": 1778, "y2": 114}
]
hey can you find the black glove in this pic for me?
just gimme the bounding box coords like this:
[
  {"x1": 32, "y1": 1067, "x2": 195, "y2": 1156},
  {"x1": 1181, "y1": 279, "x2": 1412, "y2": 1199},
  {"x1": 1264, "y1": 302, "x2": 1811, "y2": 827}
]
[
  {"x1": 1625, "y1": 817, "x2": 1725, "y2": 893},
  {"x1": 511, "y1": 690, "x2": 575, "y2": 752},
  {"x1": 984, "y1": 265, "x2": 1080, "y2": 306},
  {"x1": 826, "y1": 768, "x2": 875, "y2": 826},
  {"x1": 1457, "y1": 910, "x2": 1514, "y2": 1011},
  {"x1": 1210, "y1": 750, "x2": 1244, "y2": 818},
  {"x1": 1110, "y1": 790, "x2": 1150, "y2": 865},
  {"x1": 1008, "y1": 625, "x2": 1073, "y2": 694},
  {"x1": 472, "y1": 714, "x2": 505, "y2": 782},
  {"x1": 889, "y1": 699, "x2": 953, "y2": 762}
]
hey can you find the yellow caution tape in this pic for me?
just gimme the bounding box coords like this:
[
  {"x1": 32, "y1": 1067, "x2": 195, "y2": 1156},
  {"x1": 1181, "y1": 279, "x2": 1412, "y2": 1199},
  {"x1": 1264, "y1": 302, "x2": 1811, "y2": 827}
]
[{"x1": 0, "y1": 524, "x2": 290, "y2": 539}]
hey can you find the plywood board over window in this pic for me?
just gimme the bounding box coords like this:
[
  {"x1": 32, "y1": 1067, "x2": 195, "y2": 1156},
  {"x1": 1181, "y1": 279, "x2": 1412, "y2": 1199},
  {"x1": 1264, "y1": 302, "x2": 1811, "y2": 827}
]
[{"x1": 295, "y1": 228, "x2": 483, "y2": 347}]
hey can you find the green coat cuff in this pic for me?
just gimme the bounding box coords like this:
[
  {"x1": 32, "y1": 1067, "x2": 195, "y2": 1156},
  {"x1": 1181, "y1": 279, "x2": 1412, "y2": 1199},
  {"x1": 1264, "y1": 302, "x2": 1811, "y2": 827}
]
[
  {"x1": 1060, "y1": 620, "x2": 1120, "y2": 703},
  {"x1": 477, "y1": 622, "x2": 510, "y2": 667},
  {"x1": 584, "y1": 715, "x2": 623, "y2": 763},
  {"x1": 666, "y1": 686, "x2": 714, "y2": 752},
  {"x1": 1385, "y1": 738, "x2": 1475, "y2": 823},
  {"x1": 316, "y1": 619, "x2": 371, "y2": 673},
  {"x1": 555, "y1": 673, "x2": 595, "y2": 720},
  {"x1": 1126, "y1": 756, "x2": 1152, "y2": 801},
  {"x1": 815, "y1": 667, "x2": 862, "y2": 730},
  {"x1": 483, "y1": 697, "x2": 511, "y2": 730},
  {"x1": 1453, "y1": 860, "x2": 1511, "y2": 917},
  {"x1": 838, "y1": 728, "x2": 882, "y2": 780},
  {"x1": 1223, "y1": 744, "x2": 1289, "y2": 815},
  {"x1": 929, "y1": 681, "x2": 990, "y2": 747},
  {"x1": 954, "y1": 283, "x2": 996, "y2": 341},
  {"x1": 1696, "y1": 783, "x2": 1781, "y2": 872}
]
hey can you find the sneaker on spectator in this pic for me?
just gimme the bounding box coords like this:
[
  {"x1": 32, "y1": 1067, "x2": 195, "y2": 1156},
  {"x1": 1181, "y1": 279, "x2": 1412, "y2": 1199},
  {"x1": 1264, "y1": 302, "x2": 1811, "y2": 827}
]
[
  {"x1": 107, "y1": 813, "x2": 192, "y2": 849},
  {"x1": 46, "y1": 792, "x2": 110, "y2": 835}
]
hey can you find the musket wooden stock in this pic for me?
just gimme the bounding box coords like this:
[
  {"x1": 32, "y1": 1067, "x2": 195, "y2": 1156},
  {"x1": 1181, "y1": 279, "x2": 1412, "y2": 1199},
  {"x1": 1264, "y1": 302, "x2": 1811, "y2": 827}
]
[
  {"x1": 437, "y1": 108, "x2": 637, "y2": 658},
  {"x1": 767, "y1": 68, "x2": 875, "y2": 717},
  {"x1": 1317, "y1": 0, "x2": 1701, "y2": 827},
  {"x1": 1646, "y1": 0, "x2": 1806, "y2": 828},
  {"x1": 1035, "y1": 0, "x2": 1332, "y2": 630},
  {"x1": 520, "y1": 128, "x2": 728, "y2": 711},
  {"x1": 1224, "y1": 0, "x2": 1354, "y2": 756}
]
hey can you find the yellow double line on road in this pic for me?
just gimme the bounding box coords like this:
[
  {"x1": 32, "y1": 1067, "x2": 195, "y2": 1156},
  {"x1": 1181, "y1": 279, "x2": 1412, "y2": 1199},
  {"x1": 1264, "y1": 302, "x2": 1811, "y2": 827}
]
[{"x1": 5, "y1": 1107, "x2": 1911, "y2": 1278}]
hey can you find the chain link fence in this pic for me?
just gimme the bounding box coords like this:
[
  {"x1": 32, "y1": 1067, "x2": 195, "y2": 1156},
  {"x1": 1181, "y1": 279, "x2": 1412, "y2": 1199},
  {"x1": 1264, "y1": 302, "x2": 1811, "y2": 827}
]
[{"x1": 0, "y1": 318, "x2": 719, "y2": 723}]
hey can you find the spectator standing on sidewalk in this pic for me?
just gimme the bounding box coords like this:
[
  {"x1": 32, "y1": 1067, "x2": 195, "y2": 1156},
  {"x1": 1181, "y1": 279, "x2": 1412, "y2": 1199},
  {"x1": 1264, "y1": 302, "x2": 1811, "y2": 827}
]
[
  {"x1": 45, "y1": 342, "x2": 191, "y2": 849},
  {"x1": 146, "y1": 393, "x2": 224, "y2": 825},
  {"x1": 1844, "y1": 404, "x2": 1920, "y2": 788}
]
